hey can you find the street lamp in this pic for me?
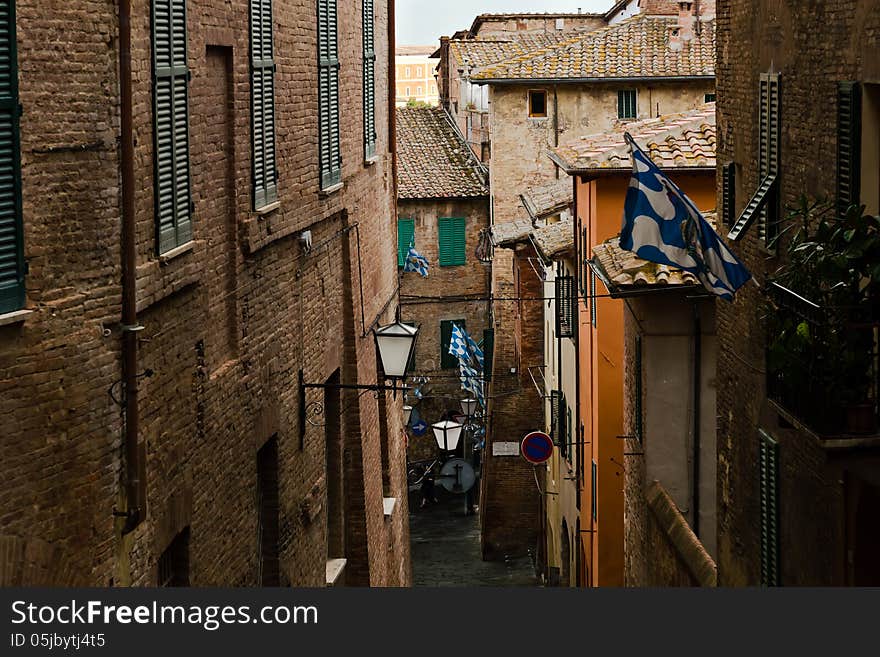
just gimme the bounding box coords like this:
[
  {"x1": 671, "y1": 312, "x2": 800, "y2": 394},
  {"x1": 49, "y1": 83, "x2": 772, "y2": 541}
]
[
  {"x1": 460, "y1": 398, "x2": 478, "y2": 418},
  {"x1": 432, "y1": 420, "x2": 463, "y2": 453},
  {"x1": 373, "y1": 321, "x2": 418, "y2": 380},
  {"x1": 403, "y1": 405, "x2": 413, "y2": 427}
]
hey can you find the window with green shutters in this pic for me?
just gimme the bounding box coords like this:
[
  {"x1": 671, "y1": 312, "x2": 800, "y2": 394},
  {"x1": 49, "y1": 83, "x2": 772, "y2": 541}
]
[
  {"x1": 0, "y1": 0, "x2": 23, "y2": 315},
  {"x1": 440, "y1": 319, "x2": 464, "y2": 369},
  {"x1": 759, "y1": 430, "x2": 780, "y2": 587},
  {"x1": 251, "y1": 0, "x2": 277, "y2": 209},
  {"x1": 618, "y1": 89, "x2": 636, "y2": 119},
  {"x1": 438, "y1": 217, "x2": 466, "y2": 266},
  {"x1": 837, "y1": 81, "x2": 862, "y2": 216},
  {"x1": 362, "y1": 0, "x2": 376, "y2": 160},
  {"x1": 397, "y1": 218, "x2": 414, "y2": 267},
  {"x1": 318, "y1": 0, "x2": 341, "y2": 189},
  {"x1": 152, "y1": 0, "x2": 193, "y2": 255}
]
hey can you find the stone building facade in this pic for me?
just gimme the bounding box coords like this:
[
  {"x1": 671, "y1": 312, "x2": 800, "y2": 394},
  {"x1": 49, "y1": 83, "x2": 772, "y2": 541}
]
[
  {"x1": 715, "y1": 0, "x2": 880, "y2": 586},
  {"x1": 0, "y1": 0, "x2": 408, "y2": 587},
  {"x1": 395, "y1": 106, "x2": 490, "y2": 462}
]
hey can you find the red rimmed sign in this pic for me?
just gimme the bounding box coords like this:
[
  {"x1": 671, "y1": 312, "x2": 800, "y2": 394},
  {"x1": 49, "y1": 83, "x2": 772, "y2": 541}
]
[{"x1": 521, "y1": 431, "x2": 553, "y2": 465}]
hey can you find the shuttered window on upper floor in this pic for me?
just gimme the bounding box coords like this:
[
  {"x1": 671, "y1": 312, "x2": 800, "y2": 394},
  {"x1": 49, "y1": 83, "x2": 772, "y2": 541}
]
[
  {"x1": 837, "y1": 81, "x2": 862, "y2": 216},
  {"x1": 721, "y1": 162, "x2": 735, "y2": 227},
  {"x1": 251, "y1": 0, "x2": 277, "y2": 209},
  {"x1": 759, "y1": 430, "x2": 780, "y2": 587},
  {"x1": 362, "y1": 0, "x2": 376, "y2": 160},
  {"x1": 0, "y1": 0, "x2": 23, "y2": 315},
  {"x1": 727, "y1": 73, "x2": 780, "y2": 244},
  {"x1": 152, "y1": 0, "x2": 192, "y2": 255},
  {"x1": 397, "y1": 218, "x2": 414, "y2": 267},
  {"x1": 555, "y1": 274, "x2": 575, "y2": 339},
  {"x1": 438, "y1": 217, "x2": 465, "y2": 266},
  {"x1": 318, "y1": 0, "x2": 341, "y2": 189}
]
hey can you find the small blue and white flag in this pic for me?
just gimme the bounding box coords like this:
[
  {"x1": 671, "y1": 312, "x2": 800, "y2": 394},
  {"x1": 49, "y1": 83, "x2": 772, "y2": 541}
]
[
  {"x1": 459, "y1": 360, "x2": 485, "y2": 408},
  {"x1": 620, "y1": 134, "x2": 751, "y2": 301},
  {"x1": 403, "y1": 238, "x2": 430, "y2": 278},
  {"x1": 447, "y1": 323, "x2": 473, "y2": 363}
]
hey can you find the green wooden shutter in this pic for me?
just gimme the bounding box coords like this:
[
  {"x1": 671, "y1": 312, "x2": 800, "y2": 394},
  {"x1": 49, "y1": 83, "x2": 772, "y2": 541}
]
[
  {"x1": 482, "y1": 328, "x2": 494, "y2": 382},
  {"x1": 589, "y1": 270, "x2": 597, "y2": 327},
  {"x1": 397, "y1": 218, "x2": 414, "y2": 267},
  {"x1": 759, "y1": 430, "x2": 780, "y2": 586},
  {"x1": 438, "y1": 217, "x2": 466, "y2": 266},
  {"x1": 757, "y1": 73, "x2": 780, "y2": 247},
  {"x1": 837, "y1": 81, "x2": 862, "y2": 216},
  {"x1": 362, "y1": 0, "x2": 376, "y2": 160},
  {"x1": 440, "y1": 319, "x2": 464, "y2": 369},
  {"x1": 152, "y1": 0, "x2": 192, "y2": 255},
  {"x1": 0, "y1": 0, "x2": 23, "y2": 314},
  {"x1": 722, "y1": 162, "x2": 736, "y2": 227},
  {"x1": 318, "y1": 0, "x2": 341, "y2": 189},
  {"x1": 251, "y1": 0, "x2": 277, "y2": 209}
]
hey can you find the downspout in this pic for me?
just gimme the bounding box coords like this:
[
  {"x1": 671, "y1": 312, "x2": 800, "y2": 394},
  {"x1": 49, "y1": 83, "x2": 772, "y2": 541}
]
[
  {"x1": 388, "y1": 0, "x2": 398, "y2": 203},
  {"x1": 553, "y1": 85, "x2": 559, "y2": 179},
  {"x1": 119, "y1": 0, "x2": 141, "y2": 534},
  {"x1": 692, "y1": 302, "x2": 701, "y2": 539}
]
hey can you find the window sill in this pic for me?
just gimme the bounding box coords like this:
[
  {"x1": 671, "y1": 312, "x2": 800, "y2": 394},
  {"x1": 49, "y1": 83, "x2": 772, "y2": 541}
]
[
  {"x1": 255, "y1": 201, "x2": 281, "y2": 217},
  {"x1": 319, "y1": 182, "x2": 344, "y2": 198},
  {"x1": 158, "y1": 241, "x2": 195, "y2": 265},
  {"x1": 364, "y1": 156, "x2": 379, "y2": 167},
  {"x1": 0, "y1": 308, "x2": 32, "y2": 327},
  {"x1": 325, "y1": 558, "x2": 347, "y2": 587}
]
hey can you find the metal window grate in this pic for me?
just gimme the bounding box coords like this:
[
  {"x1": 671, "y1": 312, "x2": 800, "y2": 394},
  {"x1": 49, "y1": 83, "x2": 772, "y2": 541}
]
[
  {"x1": 617, "y1": 89, "x2": 636, "y2": 119},
  {"x1": 158, "y1": 528, "x2": 190, "y2": 587}
]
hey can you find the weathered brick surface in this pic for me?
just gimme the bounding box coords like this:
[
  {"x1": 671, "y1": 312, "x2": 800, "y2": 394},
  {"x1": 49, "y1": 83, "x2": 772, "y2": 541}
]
[
  {"x1": 398, "y1": 197, "x2": 491, "y2": 463},
  {"x1": 715, "y1": 0, "x2": 880, "y2": 586},
  {"x1": 1, "y1": 0, "x2": 408, "y2": 587}
]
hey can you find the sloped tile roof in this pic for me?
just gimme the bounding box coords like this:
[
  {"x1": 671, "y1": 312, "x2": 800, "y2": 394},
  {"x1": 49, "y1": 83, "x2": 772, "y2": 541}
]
[
  {"x1": 450, "y1": 33, "x2": 571, "y2": 70},
  {"x1": 396, "y1": 107, "x2": 489, "y2": 199},
  {"x1": 490, "y1": 217, "x2": 534, "y2": 247},
  {"x1": 592, "y1": 212, "x2": 718, "y2": 290},
  {"x1": 521, "y1": 178, "x2": 573, "y2": 220},
  {"x1": 552, "y1": 103, "x2": 716, "y2": 172},
  {"x1": 471, "y1": 15, "x2": 715, "y2": 81},
  {"x1": 532, "y1": 220, "x2": 574, "y2": 260}
]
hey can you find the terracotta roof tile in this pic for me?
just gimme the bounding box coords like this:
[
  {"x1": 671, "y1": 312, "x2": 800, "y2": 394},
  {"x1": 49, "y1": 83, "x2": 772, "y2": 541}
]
[
  {"x1": 593, "y1": 212, "x2": 718, "y2": 290},
  {"x1": 552, "y1": 103, "x2": 716, "y2": 172},
  {"x1": 490, "y1": 217, "x2": 534, "y2": 247},
  {"x1": 532, "y1": 220, "x2": 574, "y2": 260},
  {"x1": 471, "y1": 15, "x2": 715, "y2": 81},
  {"x1": 521, "y1": 178, "x2": 573, "y2": 220},
  {"x1": 450, "y1": 33, "x2": 571, "y2": 70},
  {"x1": 396, "y1": 107, "x2": 489, "y2": 199}
]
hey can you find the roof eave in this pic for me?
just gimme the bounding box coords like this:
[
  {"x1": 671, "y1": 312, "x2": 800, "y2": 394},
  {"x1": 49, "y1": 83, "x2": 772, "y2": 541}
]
[
  {"x1": 471, "y1": 74, "x2": 715, "y2": 85},
  {"x1": 589, "y1": 257, "x2": 712, "y2": 299}
]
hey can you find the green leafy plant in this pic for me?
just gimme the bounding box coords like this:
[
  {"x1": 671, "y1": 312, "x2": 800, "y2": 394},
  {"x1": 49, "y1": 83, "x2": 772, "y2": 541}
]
[{"x1": 767, "y1": 199, "x2": 880, "y2": 431}]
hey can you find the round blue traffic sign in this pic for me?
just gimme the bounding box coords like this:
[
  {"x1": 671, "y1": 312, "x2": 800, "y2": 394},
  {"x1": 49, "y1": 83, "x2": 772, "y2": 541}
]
[{"x1": 521, "y1": 431, "x2": 553, "y2": 465}]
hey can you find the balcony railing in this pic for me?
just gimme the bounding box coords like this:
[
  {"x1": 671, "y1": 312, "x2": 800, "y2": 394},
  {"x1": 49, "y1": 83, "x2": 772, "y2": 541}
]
[{"x1": 766, "y1": 282, "x2": 879, "y2": 436}]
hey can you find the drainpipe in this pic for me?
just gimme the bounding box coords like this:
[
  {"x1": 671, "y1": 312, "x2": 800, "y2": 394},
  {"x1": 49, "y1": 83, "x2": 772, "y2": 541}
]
[
  {"x1": 388, "y1": 0, "x2": 398, "y2": 201},
  {"x1": 119, "y1": 0, "x2": 141, "y2": 534},
  {"x1": 692, "y1": 302, "x2": 701, "y2": 539}
]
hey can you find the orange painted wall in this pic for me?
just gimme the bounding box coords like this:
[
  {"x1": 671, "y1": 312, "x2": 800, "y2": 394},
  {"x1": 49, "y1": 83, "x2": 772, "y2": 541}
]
[{"x1": 576, "y1": 170, "x2": 716, "y2": 587}]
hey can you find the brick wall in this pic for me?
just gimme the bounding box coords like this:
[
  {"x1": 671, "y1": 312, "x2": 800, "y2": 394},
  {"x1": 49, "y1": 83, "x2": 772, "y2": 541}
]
[
  {"x1": 398, "y1": 197, "x2": 491, "y2": 463},
  {"x1": 0, "y1": 0, "x2": 408, "y2": 587},
  {"x1": 716, "y1": 0, "x2": 880, "y2": 585}
]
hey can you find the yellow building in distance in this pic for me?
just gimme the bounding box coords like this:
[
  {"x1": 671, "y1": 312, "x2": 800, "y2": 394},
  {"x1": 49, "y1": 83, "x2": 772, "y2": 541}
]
[{"x1": 396, "y1": 46, "x2": 439, "y2": 106}]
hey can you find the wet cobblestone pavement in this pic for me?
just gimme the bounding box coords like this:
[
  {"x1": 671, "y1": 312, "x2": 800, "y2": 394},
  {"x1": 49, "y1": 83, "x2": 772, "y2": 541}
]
[{"x1": 409, "y1": 490, "x2": 539, "y2": 587}]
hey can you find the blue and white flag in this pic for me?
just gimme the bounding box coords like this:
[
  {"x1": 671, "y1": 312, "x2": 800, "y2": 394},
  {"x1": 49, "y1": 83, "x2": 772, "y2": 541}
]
[
  {"x1": 620, "y1": 134, "x2": 751, "y2": 301},
  {"x1": 459, "y1": 361, "x2": 485, "y2": 408},
  {"x1": 403, "y1": 238, "x2": 430, "y2": 278},
  {"x1": 448, "y1": 323, "x2": 486, "y2": 407}
]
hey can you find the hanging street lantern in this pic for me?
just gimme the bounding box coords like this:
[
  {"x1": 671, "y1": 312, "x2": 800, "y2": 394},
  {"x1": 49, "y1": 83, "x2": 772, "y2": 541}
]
[
  {"x1": 403, "y1": 405, "x2": 413, "y2": 427},
  {"x1": 432, "y1": 420, "x2": 463, "y2": 453},
  {"x1": 373, "y1": 321, "x2": 419, "y2": 381},
  {"x1": 459, "y1": 398, "x2": 478, "y2": 418}
]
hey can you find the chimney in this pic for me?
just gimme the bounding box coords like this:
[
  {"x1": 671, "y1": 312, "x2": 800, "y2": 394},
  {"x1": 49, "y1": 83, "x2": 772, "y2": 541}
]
[{"x1": 677, "y1": 1, "x2": 695, "y2": 41}]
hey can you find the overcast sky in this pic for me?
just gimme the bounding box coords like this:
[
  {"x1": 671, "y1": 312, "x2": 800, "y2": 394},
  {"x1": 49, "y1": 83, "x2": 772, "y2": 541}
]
[{"x1": 397, "y1": 0, "x2": 615, "y2": 46}]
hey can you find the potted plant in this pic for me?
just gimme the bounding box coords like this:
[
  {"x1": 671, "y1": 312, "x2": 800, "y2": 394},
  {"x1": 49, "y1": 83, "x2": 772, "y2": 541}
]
[{"x1": 767, "y1": 199, "x2": 880, "y2": 434}]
